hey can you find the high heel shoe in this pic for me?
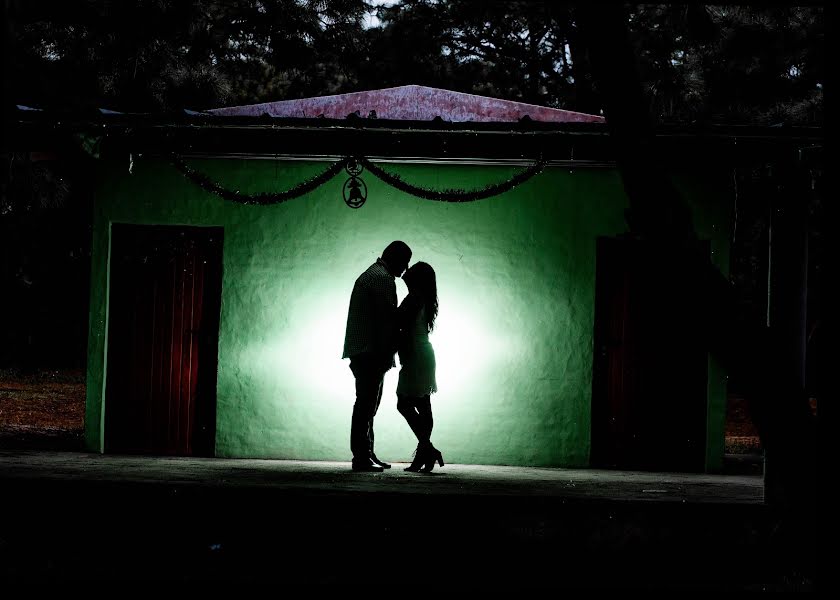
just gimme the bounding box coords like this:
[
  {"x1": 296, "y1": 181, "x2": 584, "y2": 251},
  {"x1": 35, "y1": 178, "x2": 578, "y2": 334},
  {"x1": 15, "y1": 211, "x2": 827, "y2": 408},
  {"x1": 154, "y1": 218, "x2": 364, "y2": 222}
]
[
  {"x1": 404, "y1": 444, "x2": 425, "y2": 472},
  {"x1": 421, "y1": 447, "x2": 444, "y2": 473}
]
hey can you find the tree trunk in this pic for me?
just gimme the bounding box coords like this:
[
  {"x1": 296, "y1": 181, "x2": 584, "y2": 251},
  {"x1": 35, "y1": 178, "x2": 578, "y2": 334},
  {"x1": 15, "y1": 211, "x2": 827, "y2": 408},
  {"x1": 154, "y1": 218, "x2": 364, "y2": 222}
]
[{"x1": 576, "y1": 1, "x2": 815, "y2": 580}]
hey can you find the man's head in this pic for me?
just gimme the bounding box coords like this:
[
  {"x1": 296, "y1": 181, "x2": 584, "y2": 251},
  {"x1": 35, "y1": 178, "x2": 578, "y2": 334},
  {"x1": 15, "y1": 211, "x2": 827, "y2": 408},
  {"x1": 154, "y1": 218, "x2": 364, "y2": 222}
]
[{"x1": 381, "y1": 241, "x2": 412, "y2": 278}]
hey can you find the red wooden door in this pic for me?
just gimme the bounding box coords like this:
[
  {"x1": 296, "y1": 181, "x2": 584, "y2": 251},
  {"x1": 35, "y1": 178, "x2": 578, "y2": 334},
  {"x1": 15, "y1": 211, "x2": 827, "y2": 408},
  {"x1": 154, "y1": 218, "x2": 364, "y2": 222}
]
[
  {"x1": 591, "y1": 236, "x2": 708, "y2": 472},
  {"x1": 105, "y1": 224, "x2": 223, "y2": 456}
]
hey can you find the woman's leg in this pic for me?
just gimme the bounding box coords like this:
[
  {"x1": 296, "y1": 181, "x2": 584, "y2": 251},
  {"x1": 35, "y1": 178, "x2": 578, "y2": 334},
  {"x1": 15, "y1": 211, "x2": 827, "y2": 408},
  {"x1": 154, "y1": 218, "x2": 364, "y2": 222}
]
[
  {"x1": 397, "y1": 394, "x2": 424, "y2": 442},
  {"x1": 399, "y1": 394, "x2": 429, "y2": 471},
  {"x1": 416, "y1": 395, "x2": 443, "y2": 471},
  {"x1": 416, "y1": 395, "x2": 433, "y2": 444}
]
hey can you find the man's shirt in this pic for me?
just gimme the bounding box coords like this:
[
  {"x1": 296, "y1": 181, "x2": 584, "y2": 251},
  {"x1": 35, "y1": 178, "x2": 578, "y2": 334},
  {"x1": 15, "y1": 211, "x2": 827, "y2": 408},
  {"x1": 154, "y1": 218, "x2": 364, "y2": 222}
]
[{"x1": 342, "y1": 258, "x2": 398, "y2": 365}]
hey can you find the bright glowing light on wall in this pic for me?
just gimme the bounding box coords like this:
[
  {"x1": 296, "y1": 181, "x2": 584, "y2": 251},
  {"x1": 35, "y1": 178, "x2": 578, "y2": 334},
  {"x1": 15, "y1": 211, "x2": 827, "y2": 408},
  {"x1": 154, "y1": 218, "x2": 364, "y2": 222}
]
[
  {"x1": 241, "y1": 289, "x2": 354, "y2": 404},
  {"x1": 233, "y1": 269, "x2": 525, "y2": 460},
  {"x1": 239, "y1": 283, "x2": 519, "y2": 408},
  {"x1": 432, "y1": 295, "x2": 519, "y2": 400}
]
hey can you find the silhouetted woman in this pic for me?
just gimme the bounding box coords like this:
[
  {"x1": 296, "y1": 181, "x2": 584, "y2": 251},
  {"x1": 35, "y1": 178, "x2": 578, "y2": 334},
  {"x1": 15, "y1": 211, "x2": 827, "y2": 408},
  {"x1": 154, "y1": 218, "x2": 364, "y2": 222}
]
[{"x1": 396, "y1": 262, "x2": 444, "y2": 472}]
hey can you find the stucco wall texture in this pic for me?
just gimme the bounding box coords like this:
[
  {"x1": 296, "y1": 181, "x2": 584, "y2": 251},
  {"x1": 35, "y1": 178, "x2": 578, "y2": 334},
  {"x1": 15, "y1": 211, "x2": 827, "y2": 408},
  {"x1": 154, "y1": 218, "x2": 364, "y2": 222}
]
[{"x1": 86, "y1": 158, "x2": 731, "y2": 468}]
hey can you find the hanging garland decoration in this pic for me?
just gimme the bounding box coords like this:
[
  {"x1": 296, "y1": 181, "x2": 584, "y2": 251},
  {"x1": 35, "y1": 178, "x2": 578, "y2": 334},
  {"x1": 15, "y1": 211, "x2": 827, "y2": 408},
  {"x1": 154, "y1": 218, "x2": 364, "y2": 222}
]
[
  {"x1": 169, "y1": 153, "x2": 546, "y2": 206},
  {"x1": 170, "y1": 153, "x2": 349, "y2": 206},
  {"x1": 357, "y1": 155, "x2": 547, "y2": 202}
]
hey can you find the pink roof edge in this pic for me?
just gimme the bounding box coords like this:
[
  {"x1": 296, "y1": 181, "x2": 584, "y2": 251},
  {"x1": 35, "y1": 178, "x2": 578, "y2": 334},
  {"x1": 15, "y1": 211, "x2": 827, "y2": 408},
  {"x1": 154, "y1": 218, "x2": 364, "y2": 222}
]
[{"x1": 208, "y1": 84, "x2": 604, "y2": 124}]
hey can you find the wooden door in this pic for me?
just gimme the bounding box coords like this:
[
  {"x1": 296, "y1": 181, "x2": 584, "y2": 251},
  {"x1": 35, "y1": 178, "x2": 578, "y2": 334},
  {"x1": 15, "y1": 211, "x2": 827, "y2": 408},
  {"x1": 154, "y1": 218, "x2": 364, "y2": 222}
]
[
  {"x1": 105, "y1": 224, "x2": 223, "y2": 456},
  {"x1": 591, "y1": 236, "x2": 708, "y2": 472}
]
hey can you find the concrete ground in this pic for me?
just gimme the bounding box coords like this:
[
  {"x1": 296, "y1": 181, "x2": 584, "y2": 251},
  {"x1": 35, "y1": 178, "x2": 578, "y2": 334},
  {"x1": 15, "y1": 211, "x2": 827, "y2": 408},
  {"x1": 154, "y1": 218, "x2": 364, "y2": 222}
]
[{"x1": 0, "y1": 450, "x2": 810, "y2": 589}]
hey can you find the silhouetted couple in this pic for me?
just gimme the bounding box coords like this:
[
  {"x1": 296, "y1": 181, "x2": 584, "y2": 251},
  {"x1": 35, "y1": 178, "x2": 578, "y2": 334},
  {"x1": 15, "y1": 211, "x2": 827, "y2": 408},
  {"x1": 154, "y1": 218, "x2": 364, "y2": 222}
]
[{"x1": 342, "y1": 241, "x2": 444, "y2": 473}]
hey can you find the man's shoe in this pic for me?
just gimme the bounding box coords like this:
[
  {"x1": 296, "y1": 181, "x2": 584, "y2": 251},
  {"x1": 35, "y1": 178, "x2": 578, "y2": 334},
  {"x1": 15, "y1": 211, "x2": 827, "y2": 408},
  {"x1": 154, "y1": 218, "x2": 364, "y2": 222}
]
[
  {"x1": 352, "y1": 461, "x2": 384, "y2": 472},
  {"x1": 371, "y1": 455, "x2": 391, "y2": 469}
]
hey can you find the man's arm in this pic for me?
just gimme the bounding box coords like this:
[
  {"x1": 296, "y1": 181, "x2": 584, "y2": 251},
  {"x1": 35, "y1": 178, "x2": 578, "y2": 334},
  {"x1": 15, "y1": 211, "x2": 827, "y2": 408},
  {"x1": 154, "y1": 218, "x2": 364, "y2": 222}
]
[{"x1": 370, "y1": 278, "x2": 398, "y2": 368}]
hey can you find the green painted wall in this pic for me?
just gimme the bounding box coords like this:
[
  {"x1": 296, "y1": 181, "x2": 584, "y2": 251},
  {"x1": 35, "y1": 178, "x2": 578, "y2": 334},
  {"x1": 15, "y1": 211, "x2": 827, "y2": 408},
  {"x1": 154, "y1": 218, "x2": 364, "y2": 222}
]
[{"x1": 85, "y1": 156, "x2": 731, "y2": 468}]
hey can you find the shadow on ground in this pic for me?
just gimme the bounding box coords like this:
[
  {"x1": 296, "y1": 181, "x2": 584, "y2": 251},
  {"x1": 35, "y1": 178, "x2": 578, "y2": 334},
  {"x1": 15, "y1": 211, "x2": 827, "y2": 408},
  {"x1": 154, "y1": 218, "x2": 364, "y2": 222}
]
[{"x1": 0, "y1": 452, "x2": 812, "y2": 590}]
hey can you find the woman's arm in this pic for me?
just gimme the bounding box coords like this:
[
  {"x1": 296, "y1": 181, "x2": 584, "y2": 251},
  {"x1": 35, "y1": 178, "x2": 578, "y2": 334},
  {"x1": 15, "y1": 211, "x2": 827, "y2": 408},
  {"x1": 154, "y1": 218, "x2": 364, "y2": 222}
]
[{"x1": 396, "y1": 295, "x2": 419, "y2": 351}]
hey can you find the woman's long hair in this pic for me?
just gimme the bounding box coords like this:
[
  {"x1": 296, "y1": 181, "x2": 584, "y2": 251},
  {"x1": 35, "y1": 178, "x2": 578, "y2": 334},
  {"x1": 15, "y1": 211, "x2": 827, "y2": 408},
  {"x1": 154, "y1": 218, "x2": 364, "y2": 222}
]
[{"x1": 405, "y1": 262, "x2": 438, "y2": 332}]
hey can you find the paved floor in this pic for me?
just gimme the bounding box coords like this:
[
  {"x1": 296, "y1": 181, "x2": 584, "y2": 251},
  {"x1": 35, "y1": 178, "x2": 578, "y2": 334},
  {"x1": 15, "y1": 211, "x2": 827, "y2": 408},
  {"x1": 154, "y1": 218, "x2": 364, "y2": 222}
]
[
  {"x1": 0, "y1": 450, "x2": 811, "y2": 590},
  {"x1": 0, "y1": 450, "x2": 764, "y2": 503}
]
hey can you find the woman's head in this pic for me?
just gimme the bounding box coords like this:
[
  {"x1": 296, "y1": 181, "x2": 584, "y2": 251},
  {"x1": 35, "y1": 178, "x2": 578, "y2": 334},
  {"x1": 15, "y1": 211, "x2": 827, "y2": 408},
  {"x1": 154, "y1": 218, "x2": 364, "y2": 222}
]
[
  {"x1": 404, "y1": 262, "x2": 438, "y2": 332},
  {"x1": 404, "y1": 261, "x2": 435, "y2": 293}
]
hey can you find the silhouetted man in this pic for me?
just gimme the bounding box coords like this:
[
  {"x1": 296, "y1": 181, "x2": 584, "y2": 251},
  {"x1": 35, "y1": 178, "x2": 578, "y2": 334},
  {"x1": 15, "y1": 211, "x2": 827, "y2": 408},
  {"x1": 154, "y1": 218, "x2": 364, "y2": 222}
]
[{"x1": 343, "y1": 241, "x2": 412, "y2": 472}]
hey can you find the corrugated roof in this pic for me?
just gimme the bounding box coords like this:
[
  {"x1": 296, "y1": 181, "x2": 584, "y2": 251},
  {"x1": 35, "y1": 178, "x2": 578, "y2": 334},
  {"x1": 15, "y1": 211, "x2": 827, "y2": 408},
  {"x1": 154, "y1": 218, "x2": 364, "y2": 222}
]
[{"x1": 208, "y1": 84, "x2": 605, "y2": 123}]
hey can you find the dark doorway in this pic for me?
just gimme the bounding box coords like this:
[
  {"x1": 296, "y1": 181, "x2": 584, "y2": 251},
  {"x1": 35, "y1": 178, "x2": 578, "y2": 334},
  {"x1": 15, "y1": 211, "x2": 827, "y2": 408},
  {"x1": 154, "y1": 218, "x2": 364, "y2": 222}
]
[
  {"x1": 105, "y1": 224, "x2": 223, "y2": 456},
  {"x1": 591, "y1": 236, "x2": 709, "y2": 472}
]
